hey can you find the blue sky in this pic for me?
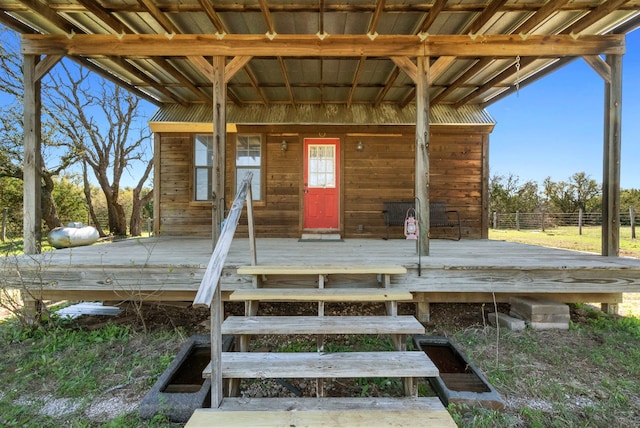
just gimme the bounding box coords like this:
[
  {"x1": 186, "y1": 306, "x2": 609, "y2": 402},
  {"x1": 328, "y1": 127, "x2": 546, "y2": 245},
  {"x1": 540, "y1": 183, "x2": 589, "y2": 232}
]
[{"x1": 486, "y1": 29, "x2": 640, "y2": 190}]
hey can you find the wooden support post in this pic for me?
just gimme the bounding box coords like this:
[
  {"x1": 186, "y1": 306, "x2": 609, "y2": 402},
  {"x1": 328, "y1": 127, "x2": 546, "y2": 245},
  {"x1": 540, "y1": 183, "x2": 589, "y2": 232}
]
[
  {"x1": 211, "y1": 55, "x2": 227, "y2": 247},
  {"x1": 601, "y1": 303, "x2": 619, "y2": 315},
  {"x1": 602, "y1": 54, "x2": 622, "y2": 256},
  {"x1": 211, "y1": 285, "x2": 223, "y2": 407},
  {"x1": 417, "y1": 301, "x2": 430, "y2": 323},
  {"x1": 579, "y1": 208, "x2": 583, "y2": 235},
  {"x1": 415, "y1": 56, "x2": 430, "y2": 256},
  {"x1": 630, "y1": 206, "x2": 636, "y2": 239},
  {"x1": 23, "y1": 54, "x2": 42, "y2": 255}
]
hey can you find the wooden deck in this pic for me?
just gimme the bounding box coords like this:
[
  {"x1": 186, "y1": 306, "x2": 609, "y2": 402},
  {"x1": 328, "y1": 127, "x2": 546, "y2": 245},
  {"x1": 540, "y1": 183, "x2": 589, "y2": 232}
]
[{"x1": 4, "y1": 237, "x2": 640, "y2": 307}]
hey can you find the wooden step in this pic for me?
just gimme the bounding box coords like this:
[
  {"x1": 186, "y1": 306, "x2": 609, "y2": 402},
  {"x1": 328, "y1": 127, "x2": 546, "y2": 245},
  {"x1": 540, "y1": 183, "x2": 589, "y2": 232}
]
[
  {"x1": 229, "y1": 288, "x2": 413, "y2": 302},
  {"x1": 237, "y1": 264, "x2": 407, "y2": 275},
  {"x1": 203, "y1": 351, "x2": 438, "y2": 379},
  {"x1": 222, "y1": 315, "x2": 425, "y2": 335},
  {"x1": 186, "y1": 397, "x2": 457, "y2": 427}
]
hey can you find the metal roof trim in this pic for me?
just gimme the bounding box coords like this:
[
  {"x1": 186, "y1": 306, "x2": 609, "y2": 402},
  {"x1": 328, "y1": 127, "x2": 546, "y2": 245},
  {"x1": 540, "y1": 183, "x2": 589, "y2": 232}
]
[{"x1": 149, "y1": 103, "x2": 496, "y2": 127}]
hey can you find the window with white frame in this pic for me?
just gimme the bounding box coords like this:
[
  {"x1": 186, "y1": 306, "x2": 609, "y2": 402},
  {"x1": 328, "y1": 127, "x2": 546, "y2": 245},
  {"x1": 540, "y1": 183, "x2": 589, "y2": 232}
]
[
  {"x1": 236, "y1": 134, "x2": 262, "y2": 201},
  {"x1": 194, "y1": 134, "x2": 213, "y2": 201}
]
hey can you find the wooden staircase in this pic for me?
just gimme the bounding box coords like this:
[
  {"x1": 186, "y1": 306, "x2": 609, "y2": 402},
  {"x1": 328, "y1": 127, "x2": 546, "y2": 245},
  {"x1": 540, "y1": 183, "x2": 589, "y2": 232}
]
[{"x1": 187, "y1": 265, "x2": 457, "y2": 427}]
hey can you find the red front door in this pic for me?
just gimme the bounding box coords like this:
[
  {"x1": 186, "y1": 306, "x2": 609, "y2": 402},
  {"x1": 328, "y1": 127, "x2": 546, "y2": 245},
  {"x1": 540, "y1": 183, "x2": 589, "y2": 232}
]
[{"x1": 303, "y1": 138, "x2": 340, "y2": 229}]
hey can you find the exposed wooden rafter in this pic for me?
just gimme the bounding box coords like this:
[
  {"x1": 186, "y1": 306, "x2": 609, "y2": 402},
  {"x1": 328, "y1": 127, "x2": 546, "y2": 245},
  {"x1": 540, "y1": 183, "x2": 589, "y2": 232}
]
[{"x1": 138, "y1": 0, "x2": 180, "y2": 34}]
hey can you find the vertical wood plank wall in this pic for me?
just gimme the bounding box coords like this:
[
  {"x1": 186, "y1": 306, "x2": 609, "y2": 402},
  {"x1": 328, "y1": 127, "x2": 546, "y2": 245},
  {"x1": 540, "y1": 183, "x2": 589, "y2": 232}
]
[{"x1": 156, "y1": 124, "x2": 491, "y2": 239}]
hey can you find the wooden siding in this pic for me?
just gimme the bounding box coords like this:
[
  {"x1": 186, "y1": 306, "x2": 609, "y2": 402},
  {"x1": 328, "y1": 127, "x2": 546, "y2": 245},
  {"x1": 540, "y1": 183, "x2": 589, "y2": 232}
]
[{"x1": 156, "y1": 125, "x2": 491, "y2": 238}]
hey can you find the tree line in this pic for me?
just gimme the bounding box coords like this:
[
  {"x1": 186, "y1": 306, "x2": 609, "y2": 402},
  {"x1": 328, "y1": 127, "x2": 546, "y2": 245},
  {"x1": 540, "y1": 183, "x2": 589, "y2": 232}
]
[
  {"x1": 1, "y1": 26, "x2": 152, "y2": 240},
  {"x1": 490, "y1": 172, "x2": 640, "y2": 215}
]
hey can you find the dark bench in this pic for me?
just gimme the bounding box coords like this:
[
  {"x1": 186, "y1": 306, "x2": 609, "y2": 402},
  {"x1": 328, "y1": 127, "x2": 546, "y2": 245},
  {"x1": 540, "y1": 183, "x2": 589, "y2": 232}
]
[{"x1": 383, "y1": 201, "x2": 461, "y2": 240}]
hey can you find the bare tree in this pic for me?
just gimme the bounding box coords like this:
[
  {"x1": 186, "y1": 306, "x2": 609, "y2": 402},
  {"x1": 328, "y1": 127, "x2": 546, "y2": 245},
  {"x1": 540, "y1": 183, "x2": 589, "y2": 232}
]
[
  {"x1": 0, "y1": 28, "x2": 73, "y2": 232},
  {"x1": 47, "y1": 62, "x2": 153, "y2": 237}
]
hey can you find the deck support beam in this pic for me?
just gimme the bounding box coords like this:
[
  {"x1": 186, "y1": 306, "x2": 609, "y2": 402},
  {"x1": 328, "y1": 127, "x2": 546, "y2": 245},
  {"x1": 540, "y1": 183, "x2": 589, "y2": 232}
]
[
  {"x1": 415, "y1": 56, "x2": 430, "y2": 256},
  {"x1": 601, "y1": 54, "x2": 622, "y2": 256}
]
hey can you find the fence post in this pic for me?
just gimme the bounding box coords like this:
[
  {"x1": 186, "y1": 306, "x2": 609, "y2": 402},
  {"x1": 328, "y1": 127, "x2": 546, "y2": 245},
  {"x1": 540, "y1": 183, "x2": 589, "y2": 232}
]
[
  {"x1": 493, "y1": 211, "x2": 497, "y2": 229},
  {"x1": 541, "y1": 211, "x2": 546, "y2": 232},
  {"x1": 516, "y1": 211, "x2": 520, "y2": 231},
  {"x1": 578, "y1": 208, "x2": 583, "y2": 236},
  {"x1": 1, "y1": 207, "x2": 6, "y2": 242},
  {"x1": 631, "y1": 206, "x2": 636, "y2": 239}
]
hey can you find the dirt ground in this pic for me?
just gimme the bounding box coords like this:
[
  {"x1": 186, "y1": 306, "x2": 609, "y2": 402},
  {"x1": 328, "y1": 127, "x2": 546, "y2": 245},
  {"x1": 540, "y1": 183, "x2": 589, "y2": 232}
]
[{"x1": 71, "y1": 300, "x2": 508, "y2": 335}]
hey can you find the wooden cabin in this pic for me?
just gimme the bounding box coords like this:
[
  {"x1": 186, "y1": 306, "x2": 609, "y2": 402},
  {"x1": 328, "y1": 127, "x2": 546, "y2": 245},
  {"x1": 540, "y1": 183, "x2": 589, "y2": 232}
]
[
  {"x1": 150, "y1": 104, "x2": 493, "y2": 240},
  {"x1": 4, "y1": 1, "x2": 640, "y2": 426}
]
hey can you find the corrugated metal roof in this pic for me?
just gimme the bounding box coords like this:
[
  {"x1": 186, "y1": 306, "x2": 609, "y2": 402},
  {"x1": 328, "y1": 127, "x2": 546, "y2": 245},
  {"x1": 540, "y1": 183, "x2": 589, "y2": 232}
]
[
  {"x1": 149, "y1": 103, "x2": 495, "y2": 126},
  {"x1": 3, "y1": 1, "x2": 638, "y2": 108}
]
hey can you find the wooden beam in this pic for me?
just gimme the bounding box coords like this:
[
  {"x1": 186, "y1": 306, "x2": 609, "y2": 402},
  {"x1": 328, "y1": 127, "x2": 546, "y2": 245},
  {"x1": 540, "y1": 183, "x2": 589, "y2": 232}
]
[
  {"x1": 21, "y1": 34, "x2": 626, "y2": 57},
  {"x1": 277, "y1": 57, "x2": 296, "y2": 104},
  {"x1": 110, "y1": 56, "x2": 188, "y2": 106},
  {"x1": 514, "y1": 0, "x2": 572, "y2": 35},
  {"x1": 138, "y1": 0, "x2": 180, "y2": 34},
  {"x1": 211, "y1": 56, "x2": 226, "y2": 245},
  {"x1": 563, "y1": 0, "x2": 631, "y2": 35},
  {"x1": 76, "y1": 0, "x2": 132, "y2": 35},
  {"x1": 188, "y1": 55, "x2": 214, "y2": 78},
  {"x1": 18, "y1": 0, "x2": 78, "y2": 34},
  {"x1": 455, "y1": 56, "x2": 538, "y2": 107},
  {"x1": 582, "y1": 55, "x2": 611, "y2": 82},
  {"x1": 430, "y1": 56, "x2": 456, "y2": 81},
  {"x1": 225, "y1": 56, "x2": 253, "y2": 83},
  {"x1": 417, "y1": 0, "x2": 448, "y2": 34},
  {"x1": 153, "y1": 57, "x2": 210, "y2": 102},
  {"x1": 71, "y1": 56, "x2": 162, "y2": 106},
  {"x1": 602, "y1": 54, "x2": 622, "y2": 256},
  {"x1": 375, "y1": 66, "x2": 400, "y2": 107},
  {"x1": 197, "y1": 0, "x2": 227, "y2": 34},
  {"x1": 390, "y1": 56, "x2": 417, "y2": 83},
  {"x1": 465, "y1": 0, "x2": 509, "y2": 34},
  {"x1": 482, "y1": 57, "x2": 574, "y2": 106},
  {"x1": 34, "y1": 54, "x2": 62, "y2": 82},
  {"x1": 432, "y1": 58, "x2": 493, "y2": 104},
  {"x1": 23, "y1": 55, "x2": 42, "y2": 255},
  {"x1": 416, "y1": 56, "x2": 430, "y2": 256},
  {"x1": 368, "y1": 0, "x2": 387, "y2": 34},
  {"x1": 347, "y1": 57, "x2": 367, "y2": 108},
  {"x1": 258, "y1": 0, "x2": 276, "y2": 35}
]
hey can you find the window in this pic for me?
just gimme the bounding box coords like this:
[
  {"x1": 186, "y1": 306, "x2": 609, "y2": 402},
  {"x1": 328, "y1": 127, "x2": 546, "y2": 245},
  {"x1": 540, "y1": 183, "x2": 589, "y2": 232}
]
[
  {"x1": 194, "y1": 134, "x2": 213, "y2": 201},
  {"x1": 236, "y1": 134, "x2": 262, "y2": 201}
]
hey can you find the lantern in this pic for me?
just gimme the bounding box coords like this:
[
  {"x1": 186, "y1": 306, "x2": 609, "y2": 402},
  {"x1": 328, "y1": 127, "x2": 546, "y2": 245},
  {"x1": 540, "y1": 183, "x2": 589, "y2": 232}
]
[{"x1": 404, "y1": 208, "x2": 418, "y2": 240}]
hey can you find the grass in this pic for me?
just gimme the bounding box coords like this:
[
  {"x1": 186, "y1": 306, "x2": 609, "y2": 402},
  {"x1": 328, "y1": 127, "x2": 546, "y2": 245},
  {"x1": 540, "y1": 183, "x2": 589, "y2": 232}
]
[
  {"x1": 446, "y1": 307, "x2": 640, "y2": 427},
  {"x1": 1, "y1": 227, "x2": 639, "y2": 426},
  {"x1": 489, "y1": 225, "x2": 640, "y2": 259},
  {"x1": 0, "y1": 314, "x2": 184, "y2": 428}
]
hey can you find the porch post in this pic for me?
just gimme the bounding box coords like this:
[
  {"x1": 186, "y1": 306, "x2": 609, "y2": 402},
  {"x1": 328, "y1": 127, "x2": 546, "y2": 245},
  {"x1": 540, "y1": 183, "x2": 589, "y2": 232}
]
[
  {"x1": 23, "y1": 54, "x2": 42, "y2": 255},
  {"x1": 416, "y1": 56, "x2": 430, "y2": 256},
  {"x1": 601, "y1": 54, "x2": 622, "y2": 257},
  {"x1": 211, "y1": 56, "x2": 227, "y2": 245}
]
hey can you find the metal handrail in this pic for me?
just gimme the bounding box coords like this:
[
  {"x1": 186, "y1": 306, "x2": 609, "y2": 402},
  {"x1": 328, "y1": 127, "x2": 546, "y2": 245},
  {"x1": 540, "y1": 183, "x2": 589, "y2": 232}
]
[{"x1": 193, "y1": 172, "x2": 253, "y2": 308}]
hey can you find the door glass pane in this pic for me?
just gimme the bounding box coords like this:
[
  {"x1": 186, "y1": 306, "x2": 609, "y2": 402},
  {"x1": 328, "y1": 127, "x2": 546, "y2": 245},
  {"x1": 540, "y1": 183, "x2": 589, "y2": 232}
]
[{"x1": 308, "y1": 144, "x2": 335, "y2": 188}]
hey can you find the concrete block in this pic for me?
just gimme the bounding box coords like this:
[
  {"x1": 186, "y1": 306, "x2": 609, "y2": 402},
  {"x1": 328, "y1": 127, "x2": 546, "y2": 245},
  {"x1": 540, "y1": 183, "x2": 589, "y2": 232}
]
[
  {"x1": 509, "y1": 296, "x2": 569, "y2": 318},
  {"x1": 529, "y1": 321, "x2": 569, "y2": 330},
  {"x1": 488, "y1": 312, "x2": 526, "y2": 331},
  {"x1": 509, "y1": 296, "x2": 570, "y2": 330}
]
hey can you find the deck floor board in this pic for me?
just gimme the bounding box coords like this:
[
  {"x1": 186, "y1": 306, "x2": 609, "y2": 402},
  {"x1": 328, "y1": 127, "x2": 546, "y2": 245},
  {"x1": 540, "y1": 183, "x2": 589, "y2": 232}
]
[{"x1": 4, "y1": 238, "x2": 640, "y2": 301}]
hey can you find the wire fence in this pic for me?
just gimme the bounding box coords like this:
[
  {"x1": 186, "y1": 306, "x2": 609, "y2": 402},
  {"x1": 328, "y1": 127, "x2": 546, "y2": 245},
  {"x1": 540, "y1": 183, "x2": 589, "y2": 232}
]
[
  {"x1": 1, "y1": 209, "x2": 154, "y2": 242},
  {"x1": 491, "y1": 208, "x2": 638, "y2": 237}
]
